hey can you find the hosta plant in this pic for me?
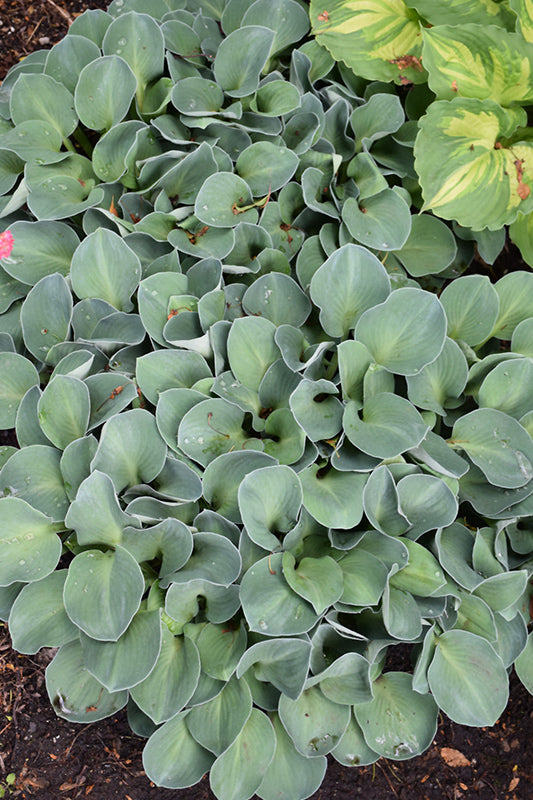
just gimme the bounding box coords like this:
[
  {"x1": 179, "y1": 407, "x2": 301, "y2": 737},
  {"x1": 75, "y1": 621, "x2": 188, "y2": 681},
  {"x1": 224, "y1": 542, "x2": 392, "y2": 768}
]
[
  {"x1": 0, "y1": 1, "x2": 532, "y2": 799},
  {"x1": 310, "y1": 0, "x2": 533, "y2": 265}
]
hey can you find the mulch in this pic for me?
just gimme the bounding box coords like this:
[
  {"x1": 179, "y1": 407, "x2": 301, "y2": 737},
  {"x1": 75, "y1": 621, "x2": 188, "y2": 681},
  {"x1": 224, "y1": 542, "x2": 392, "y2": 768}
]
[{"x1": 0, "y1": 2, "x2": 532, "y2": 798}]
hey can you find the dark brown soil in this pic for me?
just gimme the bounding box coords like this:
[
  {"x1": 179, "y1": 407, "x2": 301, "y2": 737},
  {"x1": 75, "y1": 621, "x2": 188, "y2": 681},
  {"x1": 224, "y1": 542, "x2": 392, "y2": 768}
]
[{"x1": 0, "y1": 3, "x2": 532, "y2": 799}]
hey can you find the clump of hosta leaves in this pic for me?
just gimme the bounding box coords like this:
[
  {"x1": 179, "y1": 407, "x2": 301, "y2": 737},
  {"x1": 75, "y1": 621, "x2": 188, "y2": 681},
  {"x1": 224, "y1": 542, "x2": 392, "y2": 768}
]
[{"x1": 0, "y1": 2, "x2": 532, "y2": 799}]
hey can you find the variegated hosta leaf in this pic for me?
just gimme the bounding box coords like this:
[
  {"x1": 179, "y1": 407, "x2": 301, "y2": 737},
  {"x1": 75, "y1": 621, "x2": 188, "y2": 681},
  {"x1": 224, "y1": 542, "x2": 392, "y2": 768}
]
[
  {"x1": 422, "y1": 24, "x2": 533, "y2": 105},
  {"x1": 406, "y1": 0, "x2": 516, "y2": 28},
  {"x1": 310, "y1": 0, "x2": 427, "y2": 85},
  {"x1": 511, "y1": 0, "x2": 533, "y2": 43},
  {"x1": 415, "y1": 98, "x2": 533, "y2": 229}
]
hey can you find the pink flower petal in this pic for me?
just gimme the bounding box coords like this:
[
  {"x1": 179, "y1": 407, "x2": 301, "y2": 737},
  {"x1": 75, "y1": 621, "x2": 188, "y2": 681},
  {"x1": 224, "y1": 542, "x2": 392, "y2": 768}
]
[{"x1": 0, "y1": 230, "x2": 14, "y2": 260}]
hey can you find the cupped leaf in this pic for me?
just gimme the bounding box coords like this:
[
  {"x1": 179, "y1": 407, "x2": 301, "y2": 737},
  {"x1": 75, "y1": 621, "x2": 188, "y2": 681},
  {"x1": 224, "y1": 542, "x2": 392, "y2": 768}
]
[
  {"x1": 0, "y1": 497, "x2": 62, "y2": 586},
  {"x1": 37, "y1": 375, "x2": 90, "y2": 450},
  {"x1": 10, "y1": 73, "x2": 78, "y2": 138},
  {"x1": 289, "y1": 379, "x2": 343, "y2": 442},
  {"x1": 75, "y1": 55, "x2": 138, "y2": 131},
  {"x1": 299, "y1": 464, "x2": 367, "y2": 529},
  {"x1": 440, "y1": 274, "x2": 500, "y2": 346},
  {"x1": 210, "y1": 708, "x2": 276, "y2": 800},
  {"x1": 415, "y1": 98, "x2": 533, "y2": 230},
  {"x1": 80, "y1": 609, "x2": 162, "y2": 691},
  {"x1": 451, "y1": 408, "x2": 533, "y2": 488},
  {"x1": 236, "y1": 142, "x2": 299, "y2": 197},
  {"x1": 355, "y1": 287, "x2": 447, "y2": 376},
  {"x1": 394, "y1": 214, "x2": 457, "y2": 277},
  {"x1": 354, "y1": 672, "x2": 438, "y2": 759},
  {"x1": 71, "y1": 228, "x2": 141, "y2": 312},
  {"x1": 178, "y1": 397, "x2": 248, "y2": 467},
  {"x1": 102, "y1": 12, "x2": 165, "y2": 97},
  {"x1": 241, "y1": 553, "x2": 318, "y2": 636},
  {"x1": 309, "y1": 243, "x2": 390, "y2": 339},
  {"x1": 238, "y1": 465, "x2": 302, "y2": 551},
  {"x1": 478, "y1": 358, "x2": 533, "y2": 419},
  {"x1": 8, "y1": 570, "x2": 78, "y2": 654},
  {"x1": 278, "y1": 684, "x2": 350, "y2": 757},
  {"x1": 282, "y1": 552, "x2": 344, "y2": 615},
  {"x1": 143, "y1": 711, "x2": 215, "y2": 789},
  {"x1": 236, "y1": 638, "x2": 311, "y2": 701},
  {"x1": 65, "y1": 470, "x2": 133, "y2": 547},
  {"x1": 406, "y1": 337, "x2": 468, "y2": 416},
  {"x1": 362, "y1": 465, "x2": 410, "y2": 537},
  {"x1": 44, "y1": 34, "x2": 101, "y2": 94},
  {"x1": 428, "y1": 630, "x2": 509, "y2": 725},
  {"x1": 63, "y1": 546, "x2": 144, "y2": 641},
  {"x1": 3, "y1": 220, "x2": 79, "y2": 285},
  {"x1": 396, "y1": 474, "x2": 458, "y2": 539},
  {"x1": 492, "y1": 271, "x2": 533, "y2": 340},
  {"x1": 202, "y1": 450, "x2": 278, "y2": 524},
  {"x1": 130, "y1": 625, "x2": 201, "y2": 724},
  {"x1": 0, "y1": 352, "x2": 39, "y2": 427},
  {"x1": 187, "y1": 676, "x2": 253, "y2": 756},
  {"x1": 214, "y1": 26, "x2": 275, "y2": 97},
  {"x1": 46, "y1": 641, "x2": 128, "y2": 724},
  {"x1": 91, "y1": 408, "x2": 167, "y2": 493},
  {"x1": 227, "y1": 316, "x2": 281, "y2": 392},
  {"x1": 20, "y1": 273, "x2": 72, "y2": 362},
  {"x1": 0, "y1": 444, "x2": 69, "y2": 521},
  {"x1": 342, "y1": 189, "x2": 411, "y2": 251},
  {"x1": 344, "y1": 394, "x2": 429, "y2": 458},
  {"x1": 257, "y1": 712, "x2": 327, "y2": 800},
  {"x1": 195, "y1": 172, "x2": 258, "y2": 228}
]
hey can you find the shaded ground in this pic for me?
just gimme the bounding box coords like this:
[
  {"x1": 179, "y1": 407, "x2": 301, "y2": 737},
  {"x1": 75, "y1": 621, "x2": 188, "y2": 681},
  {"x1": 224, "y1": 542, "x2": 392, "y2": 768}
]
[{"x1": 0, "y1": 2, "x2": 532, "y2": 798}]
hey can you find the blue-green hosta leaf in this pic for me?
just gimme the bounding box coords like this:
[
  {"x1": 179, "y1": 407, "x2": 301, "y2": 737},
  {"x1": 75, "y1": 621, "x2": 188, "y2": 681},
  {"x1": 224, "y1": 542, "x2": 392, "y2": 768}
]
[
  {"x1": 227, "y1": 316, "x2": 281, "y2": 392},
  {"x1": 282, "y1": 552, "x2": 344, "y2": 615},
  {"x1": 143, "y1": 711, "x2": 215, "y2": 789},
  {"x1": 342, "y1": 189, "x2": 411, "y2": 251},
  {"x1": 20, "y1": 273, "x2": 72, "y2": 362},
  {"x1": 241, "y1": 553, "x2": 318, "y2": 636},
  {"x1": 195, "y1": 172, "x2": 258, "y2": 228},
  {"x1": 0, "y1": 497, "x2": 62, "y2": 586},
  {"x1": 390, "y1": 538, "x2": 446, "y2": 595},
  {"x1": 60, "y1": 434, "x2": 98, "y2": 501},
  {"x1": 454, "y1": 593, "x2": 498, "y2": 642},
  {"x1": 331, "y1": 711, "x2": 380, "y2": 767},
  {"x1": 238, "y1": 465, "x2": 302, "y2": 551},
  {"x1": 75, "y1": 56, "x2": 138, "y2": 131},
  {"x1": 428, "y1": 630, "x2": 509, "y2": 725},
  {"x1": 3, "y1": 220, "x2": 79, "y2": 285},
  {"x1": 241, "y1": 0, "x2": 309, "y2": 57},
  {"x1": 37, "y1": 376, "x2": 90, "y2": 450},
  {"x1": 91, "y1": 408, "x2": 167, "y2": 493},
  {"x1": 187, "y1": 675, "x2": 253, "y2": 756},
  {"x1": 511, "y1": 317, "x2": 533, "y2": 357},
  {"x1": 310, "y1": 243, "x2": 390, "y2": 339},
  {"x1": 344, "y1": 394, "x2": 429, "y2": 458},
  {"x1": 251, "y1": 79, "x2": 301, "y2": 117},
  {"x1": 440, "y1": 274, "x2": 500, "y2": 346},
  {"x1": 289, "y1": 379, "x2": 343, "y2": 442},
  {"x1": 242, "y1": 274, "x2": 311, "y2": 327},
  {"x1": 213, "y1": 26, "x2": 275, "y2": 97},
  {"x1": 210, "y1": 709, "x2": 276, "y2": 800},
  {"x1": 122, "y1": 518, "x2": 193, "y2": 581},
  {"x1": 196, "y1": 622, "x2": 247, "y2": 682},
  {"x1": 299, "y1": 464, "x2": 367, "y2": 529},
  {"x1": 102, "y1": 11, "x2": 165, "y2": 99},
  {"x1": 363, "y1": 465, "x2": 410, "y2": 537},
  {"x1": 393, "y1": 214, "x2": 457, "y2": 277},
  {"x1": 8, "y1": 571, "x2": 78, "y2": 654},
  {"x1": 492, "y1": 271, "x2": 533, "y2": 340},
  {"x1": 63, "y1": 546, "x2": 144, "y2": 641},
  {"x1": 451, "y1": 408, "x2": 533, "y2": 488},
  {"x1": 44, "y1": 34, "x2": 101, "y2": 94},
  {"x1": 306, "y1": 652, "x2": 372, "y2": 705},
  {"x1": 71, "y1": 229, "x2": 141, "y2": 313},
  {"x1": 80, "y1": 609, "x2": 162, "y2": 692},
  {"x1": 355, "y1": 287, "x2": 447, "y2": 376},
  {"x1": 435, "y1": 522, "x2": 481, "y2": 591},
  {"x1": 422, "y1": 24, "x2": 533, "y2": 106},
  {"x1": 92, "y1": 120, "x2": 145, "y2": 182},
  {"x1": 0, "y1": 147, "x2": 23, "y2": 195},
  {"x1": 514, "y1": 632, "x2": 533, "y2": 694},
  {"x1": 10, "y1": 73, "x2": 78, "y2": 138},
  {"x1": 46, "y1": 641, "x2": 128, "y2": 724},
  {"x1": 257, "y1": 712, "x2": 327, "y2": 800},
  {"x1": 68, "y1": 7, "x2": 112, "y2": 43},
  {"x1": 136, "y1": 348, "x2": 211, "y2": 405},
  {"x1": 354, "y1": 672, "x2": 438, "y2": 759},
  {"x1": 382, "y1": 582, "x2": 423, "y2": 640},
  {"x1": 415, "y1": 98, "x2": 533, "y2": 230},
  {"x1": 406, "y1": 337, "x2": 468, "y2": 415},
  {"x1": 396, "y1": 474, "x2": 458, "y2": 539},
  {"x1": 350, "y1": 92, "x2": 405, "y2": 150},
  {"x1": 65, "y1": 470, "x2": 132, "y2": 547},
  {"x1": 130, "y1": 625, "x2": 201, "y2": 724},
  {"x1": 0, "y1": 444, "x2": 69, "y2": 521},
  {"x1": 278, "y1": 684, "x2": 350, "y2": 757},
  {"x1": 478, "y1": 358, "x2": 533, "y2": 419},
  {"x1": 236, "y1": 142, "x2": 299, "y2": 197},
  {"x1": 310, "y1": 0, "x2": 425, "y2": 84},
  {"x1": 236, "y1": 639, "x2": 311, "y2": 701},
  {"x1": 473, "y1": 571, "x2": 529, "y2": 614},
  {"x1": 0, "y1": 121, "x2": 66, "y2": 167},
  {"x1": 202, "y1": 450, "x2": 278, "y2": 524},
  {"x1": 178, "y1": 397, "x2": 249, "y2": 468}
]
